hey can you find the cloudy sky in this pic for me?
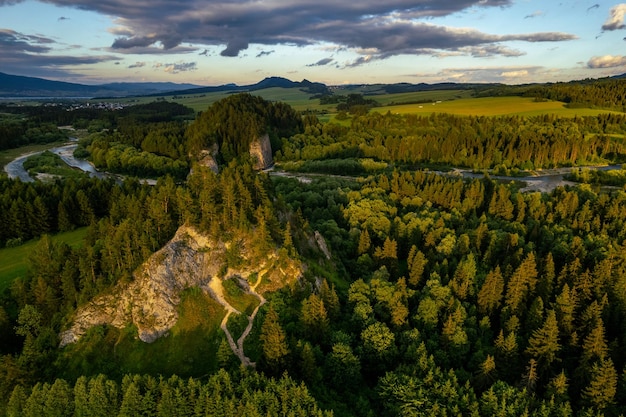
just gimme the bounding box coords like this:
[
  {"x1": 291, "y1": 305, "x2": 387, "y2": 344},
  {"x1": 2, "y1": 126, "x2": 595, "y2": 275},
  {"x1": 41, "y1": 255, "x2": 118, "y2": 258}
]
[{"x1": 0, "y1": 0, "x2": 625, "y2": 86}]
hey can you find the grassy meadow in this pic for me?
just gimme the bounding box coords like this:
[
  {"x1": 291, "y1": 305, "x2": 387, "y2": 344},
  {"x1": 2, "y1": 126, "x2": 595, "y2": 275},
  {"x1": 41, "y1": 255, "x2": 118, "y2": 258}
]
[
  {"x1": 0, "y1": 228, "x2": 87, "y2": 293},
  {"x1": 373, "y1": 96, "x2": 625, "y2": 117}
]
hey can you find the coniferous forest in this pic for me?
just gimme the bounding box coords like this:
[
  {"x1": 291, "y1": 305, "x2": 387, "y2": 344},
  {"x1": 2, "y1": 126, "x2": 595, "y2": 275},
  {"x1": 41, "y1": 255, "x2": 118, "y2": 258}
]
[{"x1": 2, "y1": 81, "x2": 626, "y2": 416}]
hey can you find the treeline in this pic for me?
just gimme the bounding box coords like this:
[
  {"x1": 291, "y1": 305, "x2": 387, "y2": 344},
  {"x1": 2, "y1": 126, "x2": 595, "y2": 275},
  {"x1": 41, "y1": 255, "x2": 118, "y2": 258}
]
[
  {"x1": 0, "y1": 120, "x2": 67, "y2": 150},
  {"x1": 0, "y1": 177, "x2": 116, "y2": 247},
  {"x1": 565, "y1": 166, "x2": 626, "y2": 187},
  {"x1": 525, "y1": 78, "x2": 626, "y2": 111},
  {"x1": 6, "y1": 370, "x2": 331, "y2": 417},
  {"x1": 278, "y1": 112, "x2": 626, "y2": 170}
]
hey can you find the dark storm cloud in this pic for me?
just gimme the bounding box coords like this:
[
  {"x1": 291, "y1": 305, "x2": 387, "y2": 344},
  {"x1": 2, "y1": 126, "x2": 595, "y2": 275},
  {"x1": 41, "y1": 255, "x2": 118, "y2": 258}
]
[
  {"x1": 0, "y1": 28, "x2": 117, "y2": 78},
  {"x1": 0, "y1": 29, "x2": 54, "y2": 53},
  {"x1": 4, "y1": 0, "x2": 576, "y2": 62},
  {"x1": 256, "y1": 50, "x2": 275, "y2": 58}
]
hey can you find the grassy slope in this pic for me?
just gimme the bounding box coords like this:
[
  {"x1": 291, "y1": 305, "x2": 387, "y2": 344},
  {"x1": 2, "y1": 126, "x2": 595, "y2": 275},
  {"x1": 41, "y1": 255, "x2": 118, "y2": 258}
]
[
  {"x1": 0, "y1": 228, "x2": 87, "y2": 293},
  {"x1": 57, "y1": 287, "x2": 226, "y2": 379}
]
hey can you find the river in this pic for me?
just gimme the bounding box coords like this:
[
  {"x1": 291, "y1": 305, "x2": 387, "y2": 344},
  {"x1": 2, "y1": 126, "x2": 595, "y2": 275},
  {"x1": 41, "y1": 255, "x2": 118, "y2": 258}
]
[
  {"x1": 3, "y1": 144, "x2": 623, "y2": 193},
  {"x1": 3, "y1": 140, "x2": 155, "y2": 184}
]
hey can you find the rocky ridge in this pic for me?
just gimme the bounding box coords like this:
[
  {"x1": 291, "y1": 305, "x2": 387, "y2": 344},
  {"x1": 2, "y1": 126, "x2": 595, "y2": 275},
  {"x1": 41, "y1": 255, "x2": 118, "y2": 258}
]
[{"x1": 59, "y1": 225, "x2": 302, "y2": 347}]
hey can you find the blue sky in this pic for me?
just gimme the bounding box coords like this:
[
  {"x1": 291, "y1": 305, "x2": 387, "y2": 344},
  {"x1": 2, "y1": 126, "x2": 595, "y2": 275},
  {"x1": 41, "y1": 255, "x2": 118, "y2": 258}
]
[{"x1": 0, "y1": 0, "x2": 625, "y2": 86}]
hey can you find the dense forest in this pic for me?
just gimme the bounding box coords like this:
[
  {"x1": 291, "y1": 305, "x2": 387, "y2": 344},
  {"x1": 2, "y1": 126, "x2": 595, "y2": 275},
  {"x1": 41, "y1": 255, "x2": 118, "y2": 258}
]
[
  {"x1": 2, "y1": 83, "x2": 626, "y2": 416},
  {"x1": 278, "y1": 112, "x2": 626, "y2": 171}
]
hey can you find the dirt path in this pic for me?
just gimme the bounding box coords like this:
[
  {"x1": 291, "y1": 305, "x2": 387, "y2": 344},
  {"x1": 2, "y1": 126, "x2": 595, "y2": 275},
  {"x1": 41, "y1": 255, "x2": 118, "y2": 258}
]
[{"x1": 206, "y1": 274, "x2": 266, "y2": 368}]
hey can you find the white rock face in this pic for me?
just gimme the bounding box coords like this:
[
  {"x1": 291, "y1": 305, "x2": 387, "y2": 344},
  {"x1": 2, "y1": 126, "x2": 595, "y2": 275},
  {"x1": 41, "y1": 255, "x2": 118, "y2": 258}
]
[
  {"x1": 59, "y1": 225, "x2": 301, "y2": 346},
  {"x1": 249, "y1": 133, "x2": 273, "y2": 170}
]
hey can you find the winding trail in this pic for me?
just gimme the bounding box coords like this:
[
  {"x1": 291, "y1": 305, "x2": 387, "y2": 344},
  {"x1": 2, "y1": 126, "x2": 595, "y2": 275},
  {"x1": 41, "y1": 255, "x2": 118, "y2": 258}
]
[{"x1": 206, "y1": 273, "x2": 267, "y2": 368}]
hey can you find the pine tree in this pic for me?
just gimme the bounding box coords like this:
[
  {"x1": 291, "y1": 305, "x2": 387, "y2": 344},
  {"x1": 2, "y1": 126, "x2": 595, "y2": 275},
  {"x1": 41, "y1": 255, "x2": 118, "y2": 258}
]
[
  {"x1": 260, "y1": 305, "x2": 290, "y2": 372},
  {"x1": 450, "y1": 253, "x2": 477, "y2": 300},
  {"x1": 526, "y1": 309, "x2": 560, "y2": 369},
  {"x1": 581, "y1": 319, "x2": 608, "y2": 363},
  {"x1": 505, "y1": 252, "x2": 538, "y2": 313},
  {"x1": 407, "y1": 246, "x2": 427, "y2": 287},
  {"x1": 43, "y1": 379, "x2": 74, "y2": 417},
  {"x1": 319, "y1": 279, "x2": 340, "y2": 320},
  {"x1": 478, "y1": 266, "x2": 505, "y2": 315},
  {"x1": 581, "y1": 358, "x2": 617, "y2": 410},
  {"x1": 357, "y1": 228, "x2": 371, "y2": 255},
  {"x1": 7, "y1": 385, "x2": 28, "y2": 417},
  {"x1": 118, "y1": 381, "x2": 143, "y2": 417},
  {"x1": 301, "y1": 294, "x2": 329, "y2": 341}
]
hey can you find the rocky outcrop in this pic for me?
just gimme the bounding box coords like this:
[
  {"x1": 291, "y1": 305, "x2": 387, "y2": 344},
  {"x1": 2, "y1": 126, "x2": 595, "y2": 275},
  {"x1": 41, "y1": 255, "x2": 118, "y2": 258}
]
[
  {"x1": 249, "y1": 133, "x2": 273, "y2": 170},
  {"x1": 196, "y1": 142, "x2": 219, "y2": 173},
  {"x1": 59, "y1": 225, "x2": 302, "y2": 346}
]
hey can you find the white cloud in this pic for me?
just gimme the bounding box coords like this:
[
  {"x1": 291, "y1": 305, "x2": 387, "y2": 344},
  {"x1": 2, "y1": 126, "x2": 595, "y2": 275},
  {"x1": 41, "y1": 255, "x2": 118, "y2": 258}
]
[
  {"x1": 587, "y1": 55, "x2": 626, "y2": 68},
  {"x1": 501, "y1": 69, "x2": 528, "y2": 78},
  {"x1": 602, "y1": 4, "x2": 626, "y2": 31}
]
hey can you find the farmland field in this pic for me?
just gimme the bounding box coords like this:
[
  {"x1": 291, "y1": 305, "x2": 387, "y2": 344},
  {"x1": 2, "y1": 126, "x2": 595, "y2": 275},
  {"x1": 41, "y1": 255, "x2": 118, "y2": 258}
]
[
  {"x1": 105, "y1": 87, "x2": 623, "y2": 119},
  {"x1": 373, "y1": 96, "x2": 624, "y2": 117},
  {"x1": 0, "y1": 228, "x2": 87, "y2": 293}
]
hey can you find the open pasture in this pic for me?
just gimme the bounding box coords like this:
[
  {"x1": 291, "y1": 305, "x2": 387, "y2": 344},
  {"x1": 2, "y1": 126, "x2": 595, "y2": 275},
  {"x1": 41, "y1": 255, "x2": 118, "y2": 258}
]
[
  {"x1": 0, "y1": 228, "x2": 87, "y2": 293},
  {"x1": 374, "y1": 96, "x2": 624, "y2": 117}
]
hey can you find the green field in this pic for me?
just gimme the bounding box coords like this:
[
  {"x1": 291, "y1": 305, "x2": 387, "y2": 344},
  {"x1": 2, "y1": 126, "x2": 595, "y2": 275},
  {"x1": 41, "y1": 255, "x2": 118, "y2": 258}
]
[
  {"x1": 114, "y1": 87, "x2": 330, "y2": 113},
  {"x1": 373, "y1": 96, "x2": 624, "y2": 117},
  {"x1": 104, "y1": 87, "x2": 625, "y2": 119},
  {"x1": 0, "y1": 228, "x2": 87, "y2": 293}
]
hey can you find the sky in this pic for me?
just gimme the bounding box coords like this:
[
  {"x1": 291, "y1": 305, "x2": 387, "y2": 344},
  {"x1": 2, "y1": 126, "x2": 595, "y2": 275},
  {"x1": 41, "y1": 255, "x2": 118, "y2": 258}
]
[{"x1": 0, "y1": 0, "x2": 625, "y2": 86}]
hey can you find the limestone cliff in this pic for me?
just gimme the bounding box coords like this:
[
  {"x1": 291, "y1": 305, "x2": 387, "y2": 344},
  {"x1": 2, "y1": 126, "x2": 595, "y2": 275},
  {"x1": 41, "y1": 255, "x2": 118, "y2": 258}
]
[
  {"x1": 59, "y1": 225, "x2": 302, "y2": 346},
  {"x1": 249, "y1": 133, "x2": 273, "y2": 170},
  {"x1": 196, "y1": 142, "x2": 219, "y2": 173}
]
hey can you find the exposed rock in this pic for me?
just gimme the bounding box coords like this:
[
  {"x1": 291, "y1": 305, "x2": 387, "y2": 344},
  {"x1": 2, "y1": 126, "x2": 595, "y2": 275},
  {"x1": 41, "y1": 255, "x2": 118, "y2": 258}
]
[
  {"x1": 60, "y1": 225, "x2": 302, "y2": 346},
  {"x1": 314, "y1": 231, "x2": 332, "y2": 260},
  {"x1": 249, "y1": 133, "x2": 273, "y2": 170},
  {"x1": 196, "y1": 142, "x2": 219, "y2": 173}
]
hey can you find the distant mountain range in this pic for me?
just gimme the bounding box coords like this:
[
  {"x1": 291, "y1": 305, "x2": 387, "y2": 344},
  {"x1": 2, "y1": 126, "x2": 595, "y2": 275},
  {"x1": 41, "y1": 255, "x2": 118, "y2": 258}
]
[
  {"x1": 1, "y1": 71, "x2": 624, "y2": 99},
  {"x1": 0, "y1": 72, "x2": 204, "y2": 98},
  {"x1": 0, "y1": 72, "x2": 330, "y2": 99}
]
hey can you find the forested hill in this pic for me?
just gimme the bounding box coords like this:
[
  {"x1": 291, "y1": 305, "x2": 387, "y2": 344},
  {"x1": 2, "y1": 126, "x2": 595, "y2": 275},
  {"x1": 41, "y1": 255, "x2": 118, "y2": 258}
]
[{"x1": 186, "y1": 93, "x2": 304, "y2": 163}]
